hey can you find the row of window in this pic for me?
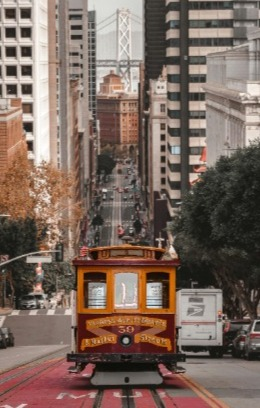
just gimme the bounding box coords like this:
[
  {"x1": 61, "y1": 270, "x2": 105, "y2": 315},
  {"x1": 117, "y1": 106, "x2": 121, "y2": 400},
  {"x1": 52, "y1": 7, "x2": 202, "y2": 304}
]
[
  {"x1": 168, "y1": 74, "x2": 207, "y2": 83},
  {"x1": 168, "y1": 92, "x2": 205, "y2": 101},
  {"x1": 167, "y1": 145, "x2": 205, "y2": 156},
  {"x1": 0, "y1": 27, "x2": 32, "y2": 39},
  {"x1": 0, "y1": 65, "x2": 32, "y2": 76},
  {"x1": 0, "y1": 46, "x2": 32, "y2": 58},
  {"x1": 0, "y1": 8, "x2": 31, "y2": 20},
  {"x1": 167, "y1": 128, "x2": 206, "y2": 137},
  {"x1": 83, "y1": 271, "x2": 171, "y2": 310},
  {"x1": 0, "y1": 83, "x2": 33, "y2": 96},
  {"x1": 167, "y1": 38, "x2": 233, "y2": 47},
  {"x1": 166, "y1": 56, "x2": 207, "y2": 65},
  {"x1": 166, "y1": 1, "x2": 233, "y2": 11},
  {"x1": 168, "y1": 109, "x2": 206, "y2": 119},
  {"x1": 168, "y1": 19, "x2": 233, "y2": 29}
]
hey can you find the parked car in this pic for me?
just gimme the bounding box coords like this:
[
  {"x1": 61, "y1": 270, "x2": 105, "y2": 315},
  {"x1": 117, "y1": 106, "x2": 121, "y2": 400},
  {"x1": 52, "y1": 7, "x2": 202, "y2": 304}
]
[
  {"x1": 0, "y1": 331, "x2": 7, "y2": 349},
  {"x1": 19, "y1": 293, "x2": 46, "y2": 310},
  {"x1": 232, "y1": 323, "x2": 251, "y2": 357},
  {"x1": 244, "y1": 319, "x2": 260, "y2": 360},
  {"x1": 223, "y1": 319, "x2": 251, "y2": 354},
  {"x1": 0, "y1": 327, "x2": 15, "y2": 347}
]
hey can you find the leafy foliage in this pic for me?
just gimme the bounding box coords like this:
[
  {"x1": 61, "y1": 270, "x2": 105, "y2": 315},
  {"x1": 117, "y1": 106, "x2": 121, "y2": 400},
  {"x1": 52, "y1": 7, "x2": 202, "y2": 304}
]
[
  {"x1": 170, "y1": 140, "x2": 260, "y2": 318},
  {"x1": 97, "y1": 154, "x2": 116, "y2": 175}
]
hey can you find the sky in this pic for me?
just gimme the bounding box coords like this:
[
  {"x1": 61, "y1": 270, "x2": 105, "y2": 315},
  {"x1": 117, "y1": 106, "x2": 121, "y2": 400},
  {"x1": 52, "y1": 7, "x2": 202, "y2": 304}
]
[{"x1": 88, "y1": 0, "x2": 143, "y2": 33}]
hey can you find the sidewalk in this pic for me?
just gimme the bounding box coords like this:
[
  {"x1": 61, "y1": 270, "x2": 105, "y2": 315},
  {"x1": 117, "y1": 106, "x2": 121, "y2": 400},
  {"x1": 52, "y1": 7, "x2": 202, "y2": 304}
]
[{"x1": 0, "y1": 307, "x2": 13, "y2": 316}]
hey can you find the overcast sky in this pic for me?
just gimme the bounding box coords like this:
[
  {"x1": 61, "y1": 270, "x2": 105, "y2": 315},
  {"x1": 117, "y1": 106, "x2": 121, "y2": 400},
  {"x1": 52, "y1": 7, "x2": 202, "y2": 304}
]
[{"x1": 88, "y1": 0, "x2": 143, "y2": 32}]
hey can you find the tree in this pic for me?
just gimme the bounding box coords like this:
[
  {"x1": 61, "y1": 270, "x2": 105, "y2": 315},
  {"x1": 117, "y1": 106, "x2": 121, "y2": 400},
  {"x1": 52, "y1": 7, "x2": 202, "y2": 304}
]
[
  {"x1": 97, "y1": 154, "x2": 116, "y2": 175},
  {"x1": 0, "y1": 144, "x2": 82, "y2": 302},
  {"x1": 170, "y1": 139, "x2": 260, "y2": 319},
  {"x1": 0, "y1": 144, "x2": 82, "y2": 246},
  {"x1": 92, "y1": 214, "x2": 104, "y2": 227}
]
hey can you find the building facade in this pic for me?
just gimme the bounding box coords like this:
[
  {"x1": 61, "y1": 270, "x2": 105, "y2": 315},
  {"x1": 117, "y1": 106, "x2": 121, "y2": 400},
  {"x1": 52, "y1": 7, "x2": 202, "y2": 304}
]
[
  {"x1": 0, "y1": 0, "x2": 50, "y2": 164},
  {"x1": 164, "y1": 1, "x2": 260, "y2": 217},
  {"x1": 97, "y1": 71, "x2": 139, "y2": 156},
  {"x1": 204, "y1": 29, "x2": 260, "y2": 166},
  {"x1": 0, "y1": 98, "x2": 25, "y2": 177}
]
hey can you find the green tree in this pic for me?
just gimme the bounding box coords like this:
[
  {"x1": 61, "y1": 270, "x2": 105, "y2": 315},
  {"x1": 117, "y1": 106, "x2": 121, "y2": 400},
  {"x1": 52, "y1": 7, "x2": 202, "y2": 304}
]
[
  {"x1": 0, "y1": 217, "x2": 38, "y2": 303},
  {"x1": 170, "y1": 140, "x2": 260, "y2": 319},
  {"x1": 97, "y1": 154, "x2": 116, "y2": 175}
]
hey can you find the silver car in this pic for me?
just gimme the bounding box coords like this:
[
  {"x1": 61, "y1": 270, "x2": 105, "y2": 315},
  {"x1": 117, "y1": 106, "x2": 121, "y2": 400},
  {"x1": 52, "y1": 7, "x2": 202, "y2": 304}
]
[{"x1": 244, "y1": 319, "x2": 260, "y2": 360}]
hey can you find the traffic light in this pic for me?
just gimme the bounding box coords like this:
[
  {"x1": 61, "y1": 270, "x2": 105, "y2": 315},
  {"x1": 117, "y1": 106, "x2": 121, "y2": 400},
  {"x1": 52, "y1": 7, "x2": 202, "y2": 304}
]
[{"x1": 55, "y1": 243, "x2": 64, "y2": 262}]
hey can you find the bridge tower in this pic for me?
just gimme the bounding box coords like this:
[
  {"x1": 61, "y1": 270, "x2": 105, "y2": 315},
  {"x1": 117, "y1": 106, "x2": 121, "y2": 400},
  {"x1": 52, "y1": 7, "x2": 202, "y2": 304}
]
[{"x1": 116, "y1": 9, "x2": 132, "y2": 91}]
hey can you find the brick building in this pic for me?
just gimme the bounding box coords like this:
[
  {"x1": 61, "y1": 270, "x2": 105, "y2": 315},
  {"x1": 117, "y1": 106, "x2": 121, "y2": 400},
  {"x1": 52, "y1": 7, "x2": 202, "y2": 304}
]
[{"x1": 0, "y1": 98, "x2": 25, "y2": 179}]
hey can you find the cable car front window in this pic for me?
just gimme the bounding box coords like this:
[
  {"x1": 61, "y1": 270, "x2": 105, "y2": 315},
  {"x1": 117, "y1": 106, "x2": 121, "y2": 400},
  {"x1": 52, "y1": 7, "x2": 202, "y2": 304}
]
[
  {"x1": 146, "y1": 272, "x2": 170, "y2": 309},
  {"x1": 84, "y1": 272, "x2": 106, "y2": 309},
  {"x1": 114, "y1": 272, "x2": 138, "y2": 309}
]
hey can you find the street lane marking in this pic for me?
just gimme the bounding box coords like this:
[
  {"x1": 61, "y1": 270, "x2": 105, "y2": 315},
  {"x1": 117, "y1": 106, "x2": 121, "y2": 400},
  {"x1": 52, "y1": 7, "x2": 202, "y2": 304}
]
[{"x1": 181, "y1": 374, "x2": 230, "y2": 408}]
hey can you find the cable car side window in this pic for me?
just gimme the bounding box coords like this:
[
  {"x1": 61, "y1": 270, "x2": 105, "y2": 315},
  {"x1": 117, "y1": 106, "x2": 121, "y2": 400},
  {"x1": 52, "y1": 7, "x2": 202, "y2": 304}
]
[
  {"x1": 84, "y1": 272, "x2": 106, "y2": 309},
  {"x1": 114, "y1": 272, "x2": 138, "y2": 309},
  {"x1": 146, "y1": 272, "x2": 170, "y2": 309}
]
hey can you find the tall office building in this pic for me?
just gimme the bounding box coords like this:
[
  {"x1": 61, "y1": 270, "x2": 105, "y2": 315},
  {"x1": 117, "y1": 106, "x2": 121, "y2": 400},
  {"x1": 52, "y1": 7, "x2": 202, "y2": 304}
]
[
  {"x1": 0, "y1": 0, "x2": 50, "y2": 164},
  {"x1": 144, "y1": 1, "x2": 260, "y2": 225},
  {"x1": 165, "y1": 0, "x2": 260, "y2": 216}
]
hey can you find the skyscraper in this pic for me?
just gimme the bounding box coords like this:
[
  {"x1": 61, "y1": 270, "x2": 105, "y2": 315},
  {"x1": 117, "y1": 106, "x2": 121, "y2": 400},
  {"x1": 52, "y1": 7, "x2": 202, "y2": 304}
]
[
  {"x1": 144, "y1": 0, "x2": 260, "y2": 224},
  {"x1": 0, "y1": 0, "x2": 50, "y2": 164}
]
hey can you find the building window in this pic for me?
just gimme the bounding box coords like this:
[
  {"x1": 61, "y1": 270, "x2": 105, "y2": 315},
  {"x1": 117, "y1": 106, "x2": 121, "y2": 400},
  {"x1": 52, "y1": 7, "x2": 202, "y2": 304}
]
[
  {"x1": 190, "y1": 146, "x2": 204, "y2": 155},
  {"x1": 189, "y1": 56, "x2": 206, "y2": 65},
  {"x1": 167, "y1": 74, "x2": 180, "y2": 83},
  {"x1": 189, "y1": 74, "x2": 207, "y2": 83},
  {"x1": 21, "y1": 27, "x2": 31, "y2": 38},
  {"x1": 5, "y1": 47, "x2": 16, "y2": 58},
  {"x1": 71, "y1": 35, "x2": 83, "y2": 40},
  {"x1": 161, "y1": 178, "x2": 166, "y2": 184},
  {"x1": 160, "y1": 134, "x2": 166, "y2": 142},
  {"x1": 160, "y1": 156, "x2": 166, "y2": 163},
  {"x1": 160, "y1": 104, "x2": 166, "y2": 113},
  {"x1": 21, "y1": 65, "x2": 32, "y2": 76},
  {"x1": 169, "y1": 145, "x2": 181, "y2": 155},
  {"x1": 21, "y1": 84, "x2": 33, "y2": 95},
  {"x1": 160, "y1": 123, "x2": 166, "y2": 131},
  {"x1": 161, "y1": 167, "x2": 166, "y2": 174},
  {"x1": 21, "y1": 47, "x2": 32, "y2": 57},
  {"x1": 6, "y1": 65, "x2": 17, "y2": 76},
  {"x1": 189, "y1": 93, "x2": 205, "y2": 101},
  {"x1": 5, "y1": 28, "x2": 16, "y2": 38},
  {"x1": 168, "y1": 92, "x2": 181, "y2": 101},
  {"x1": 6, "y1": 84, "x2": 17, "y2": 96},
  {"x1": 168, "y1": 109, "x2": 180, "y2": 119},
  {"x1": 20, "y1": 9, "x2": 31, "y2": 19},
  {"x1": 160, "y1": 145, "x2": 166, "y2": 152},
  {"x1": 5, "y1": 9, "x2": 16, "y2": 20},
  {"x1": 71, "y1": 25, "x2": 83, "y2": 30},
  {"x1": 189, "y1": 111, "x2": 206, "y2": 119},
  {"x1": 23, "y1": 122, "x2": 33, "y2": 133},
  {"x1": 0, "y1": 85, "x2": 2, "y2": 97}
]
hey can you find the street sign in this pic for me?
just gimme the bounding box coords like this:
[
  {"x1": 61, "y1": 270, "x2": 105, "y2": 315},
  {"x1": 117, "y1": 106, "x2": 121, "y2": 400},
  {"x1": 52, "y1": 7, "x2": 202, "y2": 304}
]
[{"x1": 26, "y1": 255, "x2": 52, "y2": 263}]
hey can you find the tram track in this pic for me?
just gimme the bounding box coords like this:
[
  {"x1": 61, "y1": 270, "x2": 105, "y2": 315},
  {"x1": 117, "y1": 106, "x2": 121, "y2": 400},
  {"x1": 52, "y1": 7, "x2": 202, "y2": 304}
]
[{"x1": 0, "y1": 348, "x2": 68, "y2": 399}]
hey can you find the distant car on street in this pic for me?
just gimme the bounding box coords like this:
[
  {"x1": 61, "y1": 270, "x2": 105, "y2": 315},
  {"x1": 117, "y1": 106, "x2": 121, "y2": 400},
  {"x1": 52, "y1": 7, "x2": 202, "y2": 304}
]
[
  {"x1": 223, "y1": 319, "x2": 251, "y2": 354},
  {"x1": 232, "y1": 324, "x2": 251, "y2": 357},
  {"x1": 0, "y1": 327, "x2": 15, "y2": 347},
  {"x1": 0, "y1": 330, "x2": 7, "y2": 349},
  {"x1": 244, "y1": 319, "x2": 260, "y2": 360}
]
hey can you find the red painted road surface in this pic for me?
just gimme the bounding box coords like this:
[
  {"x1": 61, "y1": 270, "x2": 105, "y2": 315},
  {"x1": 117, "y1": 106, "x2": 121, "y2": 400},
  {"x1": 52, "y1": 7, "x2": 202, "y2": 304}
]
[{"x1": 0, "y1": 359, "x2": 227, "y2": 408}]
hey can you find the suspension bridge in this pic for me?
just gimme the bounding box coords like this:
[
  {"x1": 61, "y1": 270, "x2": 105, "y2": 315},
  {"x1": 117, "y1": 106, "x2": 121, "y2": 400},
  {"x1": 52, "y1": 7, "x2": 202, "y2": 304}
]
[{"x1": 96, "y1": 9, "x2": 143, "y2": 91}]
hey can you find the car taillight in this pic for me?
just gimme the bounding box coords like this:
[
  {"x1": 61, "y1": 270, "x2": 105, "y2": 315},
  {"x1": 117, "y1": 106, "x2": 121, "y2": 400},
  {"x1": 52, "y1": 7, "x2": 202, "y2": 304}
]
[
  {"x1": 250, "y1": 333, "x2": 260, "y2": 339},
  {"x1": 240, "y1": 335, "x2": 246, "y2": 341}
]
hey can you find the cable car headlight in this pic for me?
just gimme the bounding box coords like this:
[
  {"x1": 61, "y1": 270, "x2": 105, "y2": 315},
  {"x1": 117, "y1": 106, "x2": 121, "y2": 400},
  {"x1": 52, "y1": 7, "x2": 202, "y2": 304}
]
[{"x1": 120, "y1": 335, "x2": 132, "y2": 347}]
